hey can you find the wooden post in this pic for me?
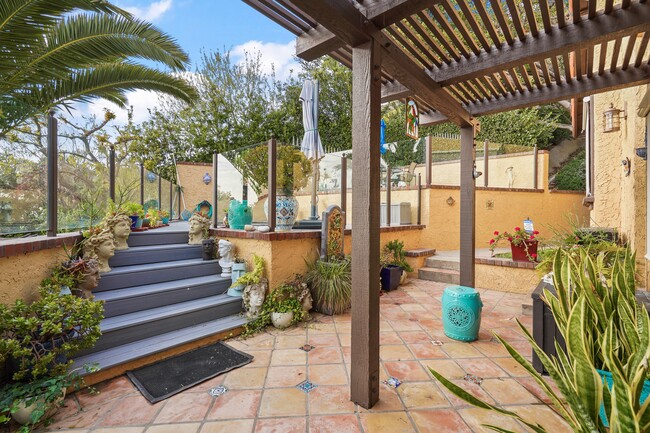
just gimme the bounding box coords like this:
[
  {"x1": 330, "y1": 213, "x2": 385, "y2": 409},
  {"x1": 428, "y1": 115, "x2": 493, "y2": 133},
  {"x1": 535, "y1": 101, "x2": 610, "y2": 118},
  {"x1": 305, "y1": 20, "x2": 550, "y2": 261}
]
[
  {"x1": 460, "y1": 126, "x2": 476, "y2": 287},
  {"x1": 213, "y1": 152, "x2": 219, "y2": 228},
  {"x1": 169, "y1": 181, "x2": 173, "y2": 221},
  {"x1": 139, "y1": 164, "x2": 144, "y2": 206},
  {"x1": 385, "y1": 166, "x2": 391, "y2": 227},
  {"x1": 341, "y1": 155, "x2": 347, "y2": 227},
  {"x1": 483, "y1": 140, "x2": 489, "y2": 188},
  {"x1": 158, "y1": 176, "x2": 162, "y2": 210},
  {"x1": 267, "y1": 138, "x2": 277, "y2": 232},
  {"x1": 425, "y1": 135, "x2": 432, "y2": 187},
  {"x1": 533, "y1": 144, "x2": 539, "y2": 189},
  {"x1": 109, "y1": 145, "x2": 116, "y2": 202},
  {"x1": 46, "y1": 110, "x2": 58, "y2": 237},
  {"x1": 350, "y1": 39, "x2": 381, "y2": 410}
]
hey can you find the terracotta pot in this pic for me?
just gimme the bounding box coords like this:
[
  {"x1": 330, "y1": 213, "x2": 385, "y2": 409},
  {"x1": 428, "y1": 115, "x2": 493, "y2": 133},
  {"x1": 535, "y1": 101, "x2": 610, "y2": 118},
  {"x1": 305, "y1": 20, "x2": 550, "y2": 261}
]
[{"x1": 510, "y1": 240, "x2": 538, "y2": 262}]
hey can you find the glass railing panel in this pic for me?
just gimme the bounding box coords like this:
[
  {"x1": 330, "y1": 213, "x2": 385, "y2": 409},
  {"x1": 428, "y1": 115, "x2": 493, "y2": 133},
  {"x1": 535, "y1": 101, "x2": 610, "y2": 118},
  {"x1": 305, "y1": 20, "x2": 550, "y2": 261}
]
[
  {"x1": 222, "y1": 141, "x2": 265, "y2": 227},
  {"x1": 58, "y1": 156, "x2": 108, "y2": 231}
]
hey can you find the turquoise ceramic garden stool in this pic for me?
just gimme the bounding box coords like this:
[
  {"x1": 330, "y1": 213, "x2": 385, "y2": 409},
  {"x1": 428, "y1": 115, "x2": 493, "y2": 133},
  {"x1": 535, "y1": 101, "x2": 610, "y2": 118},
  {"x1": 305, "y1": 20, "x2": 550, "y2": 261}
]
[{"x1": 442, "y1": 285, "x2": 483, "y2": 342}]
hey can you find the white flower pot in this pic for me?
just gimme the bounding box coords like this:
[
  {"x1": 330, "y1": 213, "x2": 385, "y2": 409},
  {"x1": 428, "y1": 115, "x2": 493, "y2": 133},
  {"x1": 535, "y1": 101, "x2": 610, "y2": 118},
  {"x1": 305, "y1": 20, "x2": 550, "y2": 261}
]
[
  {"x1": 271, "y1": 312, "x2": 294, "y2": 329},
  {"x1": 12, "y1": 389, "x2": 66, "y2": 425}
]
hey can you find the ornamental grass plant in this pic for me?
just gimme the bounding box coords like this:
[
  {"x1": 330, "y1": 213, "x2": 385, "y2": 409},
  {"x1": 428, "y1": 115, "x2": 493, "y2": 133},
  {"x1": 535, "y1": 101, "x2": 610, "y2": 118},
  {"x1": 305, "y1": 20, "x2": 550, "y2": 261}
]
[{"x1": 305, "y1": 256, "x2": 351, "y2": 315}]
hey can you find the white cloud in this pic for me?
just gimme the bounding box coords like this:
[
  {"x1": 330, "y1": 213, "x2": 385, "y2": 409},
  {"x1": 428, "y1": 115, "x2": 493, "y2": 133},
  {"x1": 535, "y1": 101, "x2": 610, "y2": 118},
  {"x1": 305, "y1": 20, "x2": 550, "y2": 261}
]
[
  {"x1": 121, "y1": 0, "x2": 173, "y2": 22},
  {"x1": 231, "y1": 40, "x2": 298, "y2": 81}
]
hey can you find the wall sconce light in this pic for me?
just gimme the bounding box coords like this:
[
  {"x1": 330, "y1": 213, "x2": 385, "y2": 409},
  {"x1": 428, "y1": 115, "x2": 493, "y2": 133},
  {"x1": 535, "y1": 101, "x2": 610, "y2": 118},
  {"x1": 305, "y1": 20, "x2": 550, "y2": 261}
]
[
  {"x1": 622, "y1": 157, "x2": 631, "y2": 177},
  {"x1": 146, "y1": 171, "x2": 156, "y2": 183},
  {"x1": 602, "y1": 102, "x2": 627, "y2": 133},
  {"x1": 446, "y1": 196, "x2": 455, "y2": 206},
  {"x1": 635, "y1": 147, "x2": 647, "y2": 160},
  {"x1": 202, "y1": 172, "x2": 212, "y2": 185}
]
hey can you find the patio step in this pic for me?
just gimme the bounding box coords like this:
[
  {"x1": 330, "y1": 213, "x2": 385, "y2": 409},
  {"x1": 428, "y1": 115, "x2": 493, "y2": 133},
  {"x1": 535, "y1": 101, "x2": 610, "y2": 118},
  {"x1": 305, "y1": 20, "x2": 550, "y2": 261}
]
[
  {"x1": 74, "y1": 315, "x2": 247, "y2": 373},
  {"x1": 95, "y1": 259, "x2": 221, "y2": 292},
  {"x1": 84, "y1": 294, "x2": 242, "y2": 354},
  {"x1": 127, "y1": 230, "x2": 189, "y2": 247},
  {"x1": 109, "y1": 243, "x2": 202, "y2": 267},
  {"x1": 96, "y1": 275, "x2": 232, "y2": 318},
  {"x1": 418, "y1": 267, "x2": 460, "y2": 284},
  {"x1": 424, "y1": 256, "x2": 460, "y2": 270}
]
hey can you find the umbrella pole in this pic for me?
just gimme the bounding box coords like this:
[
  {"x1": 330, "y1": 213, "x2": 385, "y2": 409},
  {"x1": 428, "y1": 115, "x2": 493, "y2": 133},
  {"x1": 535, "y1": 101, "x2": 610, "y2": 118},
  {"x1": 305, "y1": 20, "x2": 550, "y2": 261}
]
[{"x1": 310, "y1": 158, "x2": 319, "y2": 220}]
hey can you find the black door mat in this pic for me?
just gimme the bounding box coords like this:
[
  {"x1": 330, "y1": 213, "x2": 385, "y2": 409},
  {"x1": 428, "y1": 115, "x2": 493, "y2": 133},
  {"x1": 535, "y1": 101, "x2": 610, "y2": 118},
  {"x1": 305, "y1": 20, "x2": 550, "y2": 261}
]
[{"x1": 126, "y1": 341, "x2": 253, "y2": 403}]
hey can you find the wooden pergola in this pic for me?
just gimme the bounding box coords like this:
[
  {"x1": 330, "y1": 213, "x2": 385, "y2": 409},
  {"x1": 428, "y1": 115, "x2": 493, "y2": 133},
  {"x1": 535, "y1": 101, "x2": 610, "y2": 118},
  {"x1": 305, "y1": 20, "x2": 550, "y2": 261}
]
[{"x1": 243, "y1": 0, "x2": 650, "y2": 409}]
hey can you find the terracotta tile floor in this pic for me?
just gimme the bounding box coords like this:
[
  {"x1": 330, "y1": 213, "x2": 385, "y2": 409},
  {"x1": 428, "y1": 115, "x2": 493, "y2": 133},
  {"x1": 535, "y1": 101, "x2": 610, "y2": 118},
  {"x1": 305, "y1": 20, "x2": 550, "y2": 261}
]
[{"x1": 38, "y1": 279, "x2": 570, "y2": 433}]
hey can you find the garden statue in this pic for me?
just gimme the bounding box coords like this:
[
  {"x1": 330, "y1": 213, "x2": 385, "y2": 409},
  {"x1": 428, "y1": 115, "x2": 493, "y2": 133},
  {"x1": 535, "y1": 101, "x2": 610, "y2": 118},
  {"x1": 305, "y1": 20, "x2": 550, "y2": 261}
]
[
  {"x1": 188, "y1": 212, "x2": 210, "y2": 245},
  {"x1": 83, "y1": 229, "x2": 116, "y2": 273},
  {"x1": 62, "y1": 258, "x2": 100, "y2": 298},
  {"x1": 296, "y1": 282, "x2": 313, "y2": 320},
  {"x1": 218, "y1": 239, "x2": 234, "y2": 277},
  {"x1": 104, "y1": 212, "x2": 132, "y2": 250},
  {"x1": 243, "y1": 281, "x2": 267, "y2": 318}
]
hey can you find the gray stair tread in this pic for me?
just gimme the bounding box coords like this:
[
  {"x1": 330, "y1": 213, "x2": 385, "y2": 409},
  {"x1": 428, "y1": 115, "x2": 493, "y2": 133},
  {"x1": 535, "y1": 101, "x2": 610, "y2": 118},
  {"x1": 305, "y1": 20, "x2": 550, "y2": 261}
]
[
  {"x1": 129, "y1": 229, "x2": 189, "y2": 236},
  {"x1": 107, "y1": 258, "x2": 218, "y2": 275},
  {"x1": 100, "y1": 294, "x2": 242, "y2": 333},
  {"x1": 95, "y1": 275, "x2": 230, "y2": 302},
  {"x1": 419, "y1": 267, "x2": 460, "y2": 274},
  {"x1": 74, "y1": 315, "x2": 247, "y2": 371},
  {"x1": 114, "y1": 243, "x2": 200, "y2": 254}
]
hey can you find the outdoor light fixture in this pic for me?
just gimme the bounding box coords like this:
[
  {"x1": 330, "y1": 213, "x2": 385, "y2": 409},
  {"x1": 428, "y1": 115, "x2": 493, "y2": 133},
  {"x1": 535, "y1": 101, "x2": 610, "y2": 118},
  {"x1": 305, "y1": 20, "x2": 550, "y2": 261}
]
[
  {"x1": 203, "y1": 172, "x2": 212, "y2": 185},
  {"x1": 146, "y1": 171, "x2": 156, "y2": 183},
  {"x1": 602, "y1": 102, "x2": 627, "y2": 133},
  {"x1": 446, "y1": 196, "x2": 455, "y2": 206},
  {"x1": 635, "y1": 147, "x2": 647, "y2": 160}
]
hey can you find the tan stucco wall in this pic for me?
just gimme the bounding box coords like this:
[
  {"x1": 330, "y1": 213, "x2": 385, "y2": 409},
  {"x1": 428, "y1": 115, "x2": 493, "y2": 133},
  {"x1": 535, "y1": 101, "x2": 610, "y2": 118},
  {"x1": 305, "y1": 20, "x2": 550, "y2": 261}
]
[
  {"x1": 475, "y1": 264, "x2": 538, "y2": 294},
  {"x1": 177, "y1": 162, "x2": 231, "y2": 220},
  {"x1": 0, "y1": 247, "x2": 69, "y2": 304}
]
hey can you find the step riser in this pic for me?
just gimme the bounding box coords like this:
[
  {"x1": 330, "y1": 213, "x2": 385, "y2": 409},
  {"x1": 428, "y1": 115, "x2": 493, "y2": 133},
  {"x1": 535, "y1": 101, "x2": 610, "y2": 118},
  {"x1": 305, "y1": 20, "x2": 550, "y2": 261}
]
[
  {"x1": 102, "y1": 280, "x2": 232, "y2": 318},
  {"x1": 84, "y1": 300, "x2": 243, "y2": 355},
  {"x1": 127, "y1": 232, "x2": 189, "y2": 247},
  {"x1": 424, "y1": 259, "x2": 460, "y2": 270},
  {"x1": 96, "y1": 262, "x2": 221, "y2": 292},
  {"x1": 418, "y1": 269, "x2": 460, "y2": 284},
  {"x1": 109, "y1": 246, "x2": 202, "y2": 267}
]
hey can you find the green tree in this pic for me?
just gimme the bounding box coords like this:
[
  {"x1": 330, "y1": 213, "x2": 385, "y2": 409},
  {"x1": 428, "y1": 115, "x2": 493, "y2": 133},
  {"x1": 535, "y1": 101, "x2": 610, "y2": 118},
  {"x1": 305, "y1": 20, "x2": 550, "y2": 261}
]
[{"x1": 0, "y1": 0, "x2": 197, "y2": 133}]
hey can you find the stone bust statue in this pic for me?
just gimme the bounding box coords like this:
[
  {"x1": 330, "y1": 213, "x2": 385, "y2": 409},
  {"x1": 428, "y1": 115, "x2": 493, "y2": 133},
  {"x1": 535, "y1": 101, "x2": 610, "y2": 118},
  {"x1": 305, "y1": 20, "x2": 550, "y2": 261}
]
[
  {"x1": 104, "y1": 212, "x2": 132, "y2": 250},
  {"x1": 83, "y1": 229, "x2": 116, "y2": 273},
  {"x1": 243, "y1": 280, "x2": 267, "y2": 318},
  {"x1": 188, "y1": 213, "x2": 210, "y2": 245},
  {"x1": 62, "y1": 258, "x2": 100, "y2": 298},
  {"x1": 218, "y1": 239, "x2": 234, "y2": 277}
]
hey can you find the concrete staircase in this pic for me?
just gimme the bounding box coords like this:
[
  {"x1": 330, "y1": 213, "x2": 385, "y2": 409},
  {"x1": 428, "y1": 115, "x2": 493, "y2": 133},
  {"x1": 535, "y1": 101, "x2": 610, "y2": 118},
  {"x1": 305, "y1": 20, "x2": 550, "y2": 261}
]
[
  {"x1": 74, "y1": 228, "x2": 245, "y2": 373},
  {"x1": 418, "y1": 256, "x2": 460, "y2": 284}
]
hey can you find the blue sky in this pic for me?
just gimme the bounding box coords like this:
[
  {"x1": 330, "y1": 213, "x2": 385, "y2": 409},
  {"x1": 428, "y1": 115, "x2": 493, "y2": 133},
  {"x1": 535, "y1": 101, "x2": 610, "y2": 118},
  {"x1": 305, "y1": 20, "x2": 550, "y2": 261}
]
[{"x1": 81, "y1": 0, "x2": 299, "y2": 123}]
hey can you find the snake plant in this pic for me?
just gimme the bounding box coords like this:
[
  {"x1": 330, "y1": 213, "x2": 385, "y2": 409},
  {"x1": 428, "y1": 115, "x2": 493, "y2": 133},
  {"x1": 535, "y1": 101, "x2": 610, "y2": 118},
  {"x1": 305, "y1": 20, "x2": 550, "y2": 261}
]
[{"x1": 430, "y1": 246, "x2": 650, "y2": 432}]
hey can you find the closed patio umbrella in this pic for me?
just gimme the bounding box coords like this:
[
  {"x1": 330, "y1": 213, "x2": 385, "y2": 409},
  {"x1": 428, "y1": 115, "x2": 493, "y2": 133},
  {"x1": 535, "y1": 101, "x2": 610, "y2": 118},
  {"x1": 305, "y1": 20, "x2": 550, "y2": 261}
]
[{"x1": 300, "y1": 79, "x2": 324, "y2": 220}]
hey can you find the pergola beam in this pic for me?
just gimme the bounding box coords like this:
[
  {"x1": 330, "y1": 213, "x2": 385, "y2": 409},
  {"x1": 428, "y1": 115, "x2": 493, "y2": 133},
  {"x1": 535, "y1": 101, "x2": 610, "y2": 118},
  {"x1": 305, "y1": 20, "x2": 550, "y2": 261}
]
[
  {"x1": 295, "y1": 0, "x2": 441, "y2": 61},
  {"x1": 433, "y1": 3, "x2": 650, "y2": 85},
  {"x1": 467, "y1": 65, "x2": 650, "y2": 116},
  {"x1": 291, "y1": 0, "x2": 473, "y2": 126}
]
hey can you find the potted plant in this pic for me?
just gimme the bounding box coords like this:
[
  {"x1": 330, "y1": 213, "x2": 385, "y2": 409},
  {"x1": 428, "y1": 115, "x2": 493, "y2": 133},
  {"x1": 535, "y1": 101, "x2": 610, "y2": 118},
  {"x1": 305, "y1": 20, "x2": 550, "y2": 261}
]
[
  {"x1": 145, "y1": 209, "x2": 160, "y2": 228},
  {"x1": 120, "y1": 201, "x2": 144, "y2": 229},
  {"x1": 489, "y1": 226, "x2": 541, "y2": 262},
  {"x1": 233, "y1": 144, "x2": 312, "y2": 231},
  {"x1": 382, "y1": 240, "x2": 413, "y2": 285},
  {"x1": 228, "y1": 257, "x2": 247, "y2": 297},
  {"x1": 159, "y1": 209, "x2": 170, "y2": 225},
  {"x1": 266, "y1": 284, "x2": 304, "y2": 329},
  {"x1": 305, "y1": 256, "x2": 351, "y2": 315}
]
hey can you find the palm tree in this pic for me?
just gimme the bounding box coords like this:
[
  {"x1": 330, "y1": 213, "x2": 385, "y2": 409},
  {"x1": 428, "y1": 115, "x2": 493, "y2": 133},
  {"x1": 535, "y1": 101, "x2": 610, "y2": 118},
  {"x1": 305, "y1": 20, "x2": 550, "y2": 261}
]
[{"x1": 0, "y1": 0, "x2": 197, "y2": 133}]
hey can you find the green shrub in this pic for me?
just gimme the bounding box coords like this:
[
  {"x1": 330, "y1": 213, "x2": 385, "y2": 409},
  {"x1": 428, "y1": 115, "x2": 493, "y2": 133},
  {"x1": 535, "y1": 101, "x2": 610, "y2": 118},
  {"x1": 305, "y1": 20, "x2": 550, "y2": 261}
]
[
  {"x1": 305, "y1": 256, "x2": 351, "y2": 315},
  {"x1": 555, "y1": 150, "x2": 586, "y2": 191}
]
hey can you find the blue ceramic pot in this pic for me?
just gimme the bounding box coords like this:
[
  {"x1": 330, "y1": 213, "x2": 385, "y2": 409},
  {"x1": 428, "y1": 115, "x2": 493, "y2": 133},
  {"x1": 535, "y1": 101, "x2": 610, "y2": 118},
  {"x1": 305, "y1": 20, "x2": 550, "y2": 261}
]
[
  {"x1": 128, "y1": 215, "x2": 138, "y2": 229},
  {"x1": 597, "y1": 369, "x2": 650, "y2": 427}
]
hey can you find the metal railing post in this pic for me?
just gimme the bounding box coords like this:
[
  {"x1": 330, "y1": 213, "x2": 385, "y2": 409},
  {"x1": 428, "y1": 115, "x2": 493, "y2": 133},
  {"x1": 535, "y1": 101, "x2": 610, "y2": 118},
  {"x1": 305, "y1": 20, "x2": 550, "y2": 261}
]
[
  {"x1": 213, "y1": 152, "x2": 218, "y2": 228},
  {"x1": 177, "y1": 185, "x2": 182, "y2": 220},
  {"x1": 109, "y1": 145, "x2": 116, "y2": 202},
  {"x1": 169, "y1": 181, "x2": 173, "y2": 220},
  {"x1": 139, "y1": 165, "x2": 144, "y2": 206},
  {"x1": 385, "y1": 166, "x2": 391, "y2": 227},
  {"x1": 267, "y1": 138, "x2": 277, "y2": 232},
  {"x1": 425, "y1": 135, "x2": 432, "y2": 187},
  {"x1": 483, "y1": 140, "x2": 489, "y2": 188},
  {"x1": 158, "y1": 175, "x2": 162, "y2": 210},
  {"x1": 417, "y1": 174, "x2": 422, "y2": 225},
  {"x1": 533, "y1": 144, "x2": 539, "y2": 189},
  {"x1": 340, "y1": 155, "x2": 347, "y2": 227},
  {"x1": 46, "y1": 110, "x2": 58, "y2": 237}
]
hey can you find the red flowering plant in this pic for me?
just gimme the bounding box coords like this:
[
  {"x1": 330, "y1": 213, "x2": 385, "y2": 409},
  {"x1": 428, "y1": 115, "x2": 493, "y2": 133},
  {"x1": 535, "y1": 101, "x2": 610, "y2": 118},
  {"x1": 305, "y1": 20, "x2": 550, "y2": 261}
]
[{"x1": 489, "y1": 227, "x2": 542, "y2": 261}]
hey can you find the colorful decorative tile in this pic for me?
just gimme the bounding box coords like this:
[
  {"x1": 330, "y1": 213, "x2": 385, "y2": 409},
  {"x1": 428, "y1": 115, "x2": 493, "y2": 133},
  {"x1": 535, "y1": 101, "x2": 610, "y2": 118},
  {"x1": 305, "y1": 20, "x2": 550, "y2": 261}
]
[
  {"x1": 299, "y1": 344, "x2": 315, "y2": 352},
  {"x1": 296, "y1": 380, "x2": 317, "y2": 393},
  {"x1": 208, "y1": 385, "x2": 228, "y2": 397},
  {"x1": 431, "y1": 340, "x2": 444, "y2": 346},
  {"x1": 382, "y1": 377, "x2": 402, "y2": 388},
  {"x1": 463, "y1": 373, "x2": 483, "y2": 385}
]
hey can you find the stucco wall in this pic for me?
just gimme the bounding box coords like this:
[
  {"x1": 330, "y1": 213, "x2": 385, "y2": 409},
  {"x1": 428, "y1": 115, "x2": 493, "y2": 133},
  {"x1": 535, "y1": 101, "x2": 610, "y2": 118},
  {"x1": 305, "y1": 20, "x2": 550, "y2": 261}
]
[
  {"x1": 475, "y1": 264, "x2": 539, "y2": 294},
  {"x1": 176, "y1": 162, "x2": 232, "y2": 220},
  {"x1": 1, "y1": 247, "x2": 69, "y2": 304}
]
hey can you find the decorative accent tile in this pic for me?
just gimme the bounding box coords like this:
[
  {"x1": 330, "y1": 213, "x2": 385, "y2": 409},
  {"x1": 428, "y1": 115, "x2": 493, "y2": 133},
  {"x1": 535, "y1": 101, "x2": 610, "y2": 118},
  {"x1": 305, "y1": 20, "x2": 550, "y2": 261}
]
[
  {"x1": 463, "y1": 373, "x2": 483, "y2": 385},
  {"x1": 431, "y1": 340, "x2": 444, "y2": 346},
  {"x1": 296, "y1": 380, "x2": 318, "y2": 393},
  {"x1": 382, "y1": 377, "x2": 402, "y2": 388},
  {"x1": 208, "y1": 385, "x2": 228, "y2": 397},
  {"x1": 300, "y1": 344, "x2": 315, "y2": 352}
]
